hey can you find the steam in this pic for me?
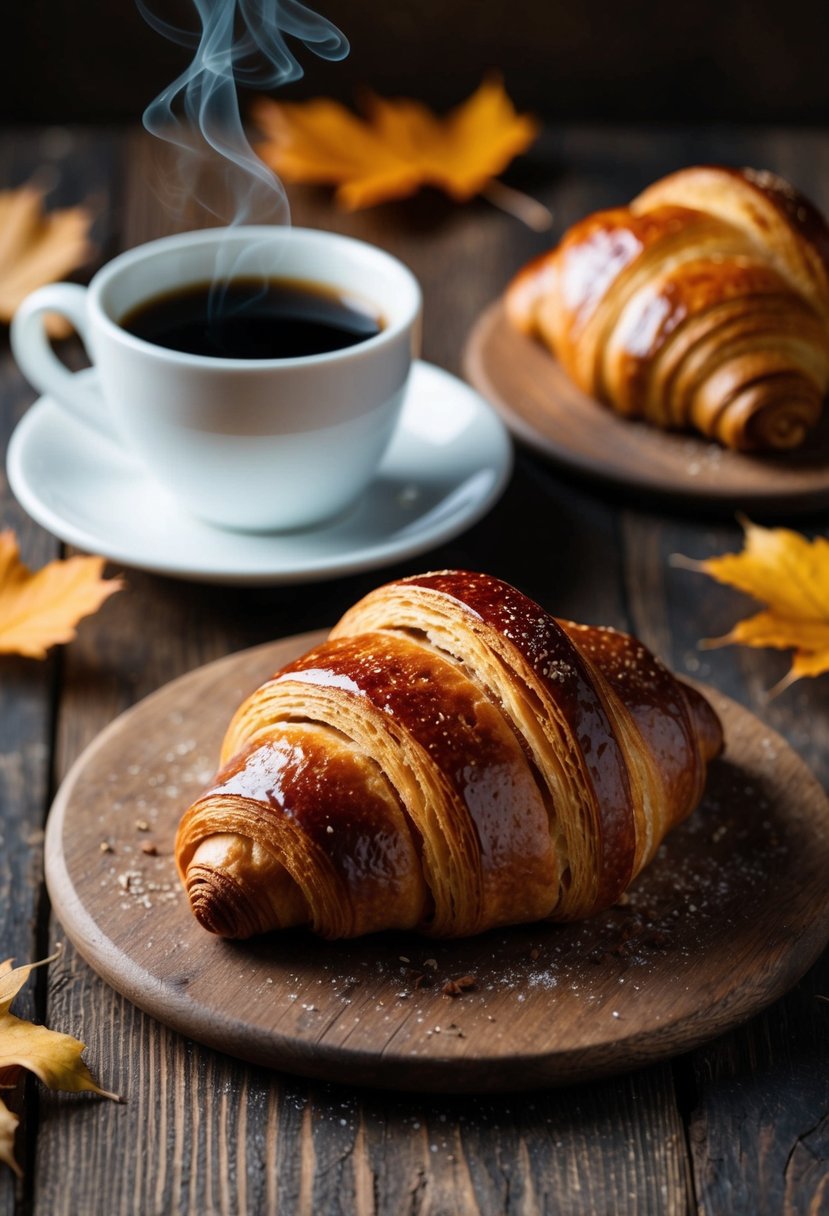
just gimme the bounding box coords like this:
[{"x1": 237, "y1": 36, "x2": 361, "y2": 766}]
[{"x1": 138, "y1": 0, "x2": 348, "y2": 228}]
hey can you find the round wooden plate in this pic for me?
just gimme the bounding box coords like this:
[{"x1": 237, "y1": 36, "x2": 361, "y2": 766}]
[
  {"x1": 464, "y1": 300, "x2": 829, "y2": 516},
  {"x1": 45, "y1": 632, "x2": 829, "y2": 1093}
]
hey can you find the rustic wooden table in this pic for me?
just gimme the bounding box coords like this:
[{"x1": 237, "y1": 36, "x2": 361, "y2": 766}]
[{"x1": 1, "y1": 123, "x2": 828, "y2": 1216}]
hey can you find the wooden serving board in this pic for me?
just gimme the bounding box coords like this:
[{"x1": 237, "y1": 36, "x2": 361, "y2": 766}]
[
  {"x1": 45, "y1": 632, "x2": 829, "y2": 1093},
  {"x1": 464, "y1": 300, "x2": 829, "y2": 516}
]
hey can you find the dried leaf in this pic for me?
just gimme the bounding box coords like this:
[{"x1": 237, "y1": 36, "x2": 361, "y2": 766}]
[
  {"x1": 0, "y1": 1097, "x2": 20, "y2": 1177},
  {"x1": 0, "y1": 531, "x2": 122, "y2": 659},
  {"x1": 0, "y1": 955, "x2": 47, "y2": 1015},
  {"x1": 0, "y1": 950, "x2": 119, "y2": 1175},
  {"x1": 0, "y1": 184, "x2": 94, "y2": 336},
  {"x1": 674, "y1": 517, "x2": 829, "y2": 692},
  {"x1": 253, "y1": 76, "x2": 539, "y2": 211},
  {"x1": 0, "y1": 1013, "x2": 119, "y2": 1101}
]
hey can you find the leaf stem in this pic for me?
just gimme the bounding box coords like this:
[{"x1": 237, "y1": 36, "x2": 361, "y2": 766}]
[{"x1": 481, "y1": 180, "x2": 553, "y2": 231}]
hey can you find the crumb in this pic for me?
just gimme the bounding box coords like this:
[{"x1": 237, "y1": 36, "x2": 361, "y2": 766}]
[
  {"x1": 141, "y1": 842, "x2": 158, "y2": 856},
  {"x1": 135, "y1": 819, "x2": 150, "y2": 832},
  {"x1": 99, "y1": 841, "x2": 114, "y2": 854},
  {"x1": 423, "y1": 958, "x2": 438, "y2": 970},
  {"x1": 441, "y1": 974, "x2": 476, "y2": 997},
  {"x1": 529, "y1": 947, "x2": 540, "y2": 961}
]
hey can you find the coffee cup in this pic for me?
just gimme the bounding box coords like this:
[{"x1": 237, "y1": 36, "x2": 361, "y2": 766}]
[{"x1": 11, "y1": 226, "x2": 422, "y2": 532}]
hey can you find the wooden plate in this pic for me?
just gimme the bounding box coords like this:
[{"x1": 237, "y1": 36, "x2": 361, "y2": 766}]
[
  {"x1": 464, "y1": 300, "x2": 829, "y2": 516},
  {"x1": 45, "y1": 632, "x2": 829, "y2": 1093}
]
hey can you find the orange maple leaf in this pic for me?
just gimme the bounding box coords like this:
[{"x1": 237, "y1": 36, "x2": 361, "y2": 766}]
[
  {"x1": 0, "y1": 531, "x2": 122, "y2": 659},
  {"x1": 252, "y1": 76, "x2": 540, "y2": 211},
  {"x1": 674, "y1": 517, "x2": 829, "y2": 693},
  {"x1": 0, "y1": 184, "x2": 94, "y2": 336}
]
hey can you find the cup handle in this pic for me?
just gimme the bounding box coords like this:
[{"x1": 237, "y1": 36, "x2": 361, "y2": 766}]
[{"x1": 11, "y1": 283, "x2": 118, "y2": 442}]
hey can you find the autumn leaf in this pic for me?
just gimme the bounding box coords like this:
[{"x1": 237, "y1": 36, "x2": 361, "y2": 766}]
[
  {"x1": 0, "y1": 951, "x2": 119, "y2": 1175},
  {"x1": 0, "y1": 530, "x2": 122, "y2": 659},
  {"x1": 0, "y1": 184, "x2": 94, "y2": 336},
  {"x1": 252, "y1": 76, "x2": 547, "y2": 224},
  {"x1": 0, "y1": 1099, "x2": 19, "y2": 1178},
  {"x1": 674, "y1": 517, "x2": 829, "y2": 693}
]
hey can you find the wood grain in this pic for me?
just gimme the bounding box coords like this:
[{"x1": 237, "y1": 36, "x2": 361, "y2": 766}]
[
  {"x1": 44, "y1": 631, "x2": 829, "y2": 1092},
  {"x1": 464, "y1": 300, "x2": 829, "y2": 517},
  {"x1": 0, "y1": 126, "x2": 120, "y2": 1213},
  {"x1": 619, "y1": 510, "x2": 829, "y2": 1216}
]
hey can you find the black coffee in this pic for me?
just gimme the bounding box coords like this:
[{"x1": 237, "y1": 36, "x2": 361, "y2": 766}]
[{"x1": 120, "y1": 277, "x2": 383, "y2": 359}]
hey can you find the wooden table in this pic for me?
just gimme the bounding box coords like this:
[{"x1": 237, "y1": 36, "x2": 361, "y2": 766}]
[{"x1": 2, "y1": 122, "x2": 828, "y2": 1215}]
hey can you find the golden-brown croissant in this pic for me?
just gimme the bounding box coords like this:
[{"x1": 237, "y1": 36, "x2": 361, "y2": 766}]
[
  {"x1": 506, "y1": 165, "x2": 829, "y2": 451},
  {"x1": 175, "y1": 571, "x2": 723, "y2": 940}
]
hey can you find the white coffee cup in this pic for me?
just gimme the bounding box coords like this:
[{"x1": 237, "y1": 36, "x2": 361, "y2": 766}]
[{"x1": 11, "y1": 226, "x2": 422, "y2": 532}]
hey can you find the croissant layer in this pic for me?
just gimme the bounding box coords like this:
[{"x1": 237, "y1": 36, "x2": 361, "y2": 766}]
[
  {"x1": 506, "y1": 165, "x2": 829, "y2": 451},
  {"x1": 176, "y1": 572, "x2": 723, "y2": 940}
]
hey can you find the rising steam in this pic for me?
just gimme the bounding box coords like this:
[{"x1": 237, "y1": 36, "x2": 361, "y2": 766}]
[{"x1": 138, "y1": 0, "x2": 348, "y2": 227}]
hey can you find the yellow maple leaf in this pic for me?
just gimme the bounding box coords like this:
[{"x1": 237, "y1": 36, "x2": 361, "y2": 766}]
[
  {"x1": 0, "y1": 530, "x2": 123, "y2": 659},
  {"x1": 0, "y1": 184, "x2": 94, "y2": 336},
  {"x1": 252, "y1": 76, "x2": 540, "y2": 212},
  {"x1": 0, "y1": 952, "x2": 119, "y2": 1175},
  {"x1": 675, "y1": 517, "x2": 829, "y2": 693}
]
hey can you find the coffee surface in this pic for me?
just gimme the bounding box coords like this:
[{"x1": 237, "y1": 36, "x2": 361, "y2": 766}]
[{"x1": 121, "y1": 277, "x2": 383, "y2": 359}]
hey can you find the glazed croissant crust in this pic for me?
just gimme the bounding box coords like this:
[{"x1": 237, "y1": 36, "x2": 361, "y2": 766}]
[
  {"x1": 175, "y1": 572, "x2": 723, "y2": 940},
  {"x1": 506, "y1": 165, "x2": 829, "y2": 451}
]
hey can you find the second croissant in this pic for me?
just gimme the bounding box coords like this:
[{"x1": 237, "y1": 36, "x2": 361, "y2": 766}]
[
  {"x1": 507, "y1": 165, "x2": 829, "y2": 451},
  {"x1": 175, "y1": 572, "x2": 723, "y2": 941}
]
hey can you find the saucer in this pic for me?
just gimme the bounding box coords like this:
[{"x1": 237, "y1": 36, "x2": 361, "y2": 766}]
[{"x1": 7, "y1": 361, "x2": 512, "y2": 585}]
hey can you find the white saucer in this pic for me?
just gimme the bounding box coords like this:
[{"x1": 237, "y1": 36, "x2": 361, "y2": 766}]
[{"x1": 7, "y1": 361, "x2": 512, "y2": 586}]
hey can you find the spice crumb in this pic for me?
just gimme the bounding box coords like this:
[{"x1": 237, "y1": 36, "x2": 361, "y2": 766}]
[
  {"x1": 441, "y1": 974, "x2": 477, "y2": 997},
  {"x1": 141, "y1": 842, "x2": 158, "y2": 856},
  {"x1": 99, "y1": 841, "x2": 114, "y2": 854},
  {"x1": 135, "y1": 819, "x2": 150, "y2": 832}
]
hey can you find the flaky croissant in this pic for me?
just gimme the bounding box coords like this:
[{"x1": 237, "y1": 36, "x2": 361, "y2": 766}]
[
  {"x1": 175, "y1": 572, "x2": 723, "y2": 940},
  {"x1": 506, "y1": 165, "x2": 829, "y2": 451},
  {"x1": 176, "y1": 569, "x2": 724, "y2": 938}
]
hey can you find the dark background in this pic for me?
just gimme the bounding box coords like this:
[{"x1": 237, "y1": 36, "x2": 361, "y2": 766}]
[{"x1": 4, "y1": 0, "x2": 829, "y2": 125}]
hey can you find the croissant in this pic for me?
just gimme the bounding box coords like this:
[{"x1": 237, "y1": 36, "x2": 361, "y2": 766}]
[
  {"x1": 175, "y1": 571, "x2": 723, "y2": 940},
  {"x1": 506, "y1": 165, "x2": 829, "y2": 451}
]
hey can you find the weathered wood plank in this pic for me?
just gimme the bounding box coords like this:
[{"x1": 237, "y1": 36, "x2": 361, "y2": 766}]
[
  {"x1": 35, "y1": 986, "x2": 695, "y2": 1216},
  {"x1": 622, "y1": 509, "x2": 829, "y2": 1214},
  {"x1": 0, "y1": 126, "x2": 120, "y2": 1214}
]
